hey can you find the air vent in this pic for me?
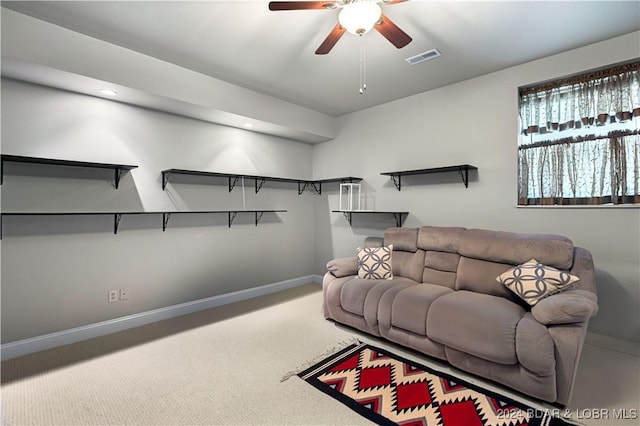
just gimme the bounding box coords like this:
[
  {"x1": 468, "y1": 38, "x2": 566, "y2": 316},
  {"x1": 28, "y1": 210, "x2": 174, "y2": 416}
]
[{"x1": 405, "y1": 49, "x2": 442, "y2": 65}]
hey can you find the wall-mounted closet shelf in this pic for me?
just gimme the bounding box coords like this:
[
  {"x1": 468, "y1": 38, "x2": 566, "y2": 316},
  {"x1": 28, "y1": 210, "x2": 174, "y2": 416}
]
[
  {"x1": 0, "y1": 155, "x2": 138, "y2": 189},
  {"x1": 160, "y1": 210, "x2": 287, "y2": 229},
  {"x1": 381, "y1": 165, "x2": 478, "y2": 190},
  {"x1": 0, "y1": 210, "x2": 287, "y2": 238},
  {"x1": 311, "y1": 177, "x2": 363, "y2": 195},
  {"x1": 161, "y1": 168, "x2": 361, "y2": 195},
  {"x1": 332, "y1": 211, "x2": 409, "y2": 228}
]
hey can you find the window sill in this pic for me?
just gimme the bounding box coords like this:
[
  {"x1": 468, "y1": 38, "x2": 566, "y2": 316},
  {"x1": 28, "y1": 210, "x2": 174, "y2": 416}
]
[{"x1": 517, "y1": 204, "x2": 640, "y2": 209}]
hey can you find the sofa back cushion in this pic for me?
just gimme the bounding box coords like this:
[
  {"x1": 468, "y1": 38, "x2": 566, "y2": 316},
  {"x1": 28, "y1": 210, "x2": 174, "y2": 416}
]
[
  {"x1": 393, "y1": 250, "x2": 426, "y2": 283},
  {"x1": 386, "y1": 226, "x2": 576, "y2": 301},
  {"x1": 417, "y1": 226, "x2": 466, "y2": 252},
  {"x1": 455, "y1": 256, "x2": 526, "y2": 306},
  {"x1": 422, "y1": 251, "x2": 460, "y2": 289},
  {"x1": 385, "y1": 227, "x2": 423, "y2": 282},
  {"x1": 364, "y1": 236, "x2": 384, "y2": 248},
  {"x1": 385, "y1": 227, "x2": 418, "y2": 252},
  {"x1": 458, "y1": 228, "x2": 574, "y2": 270}
]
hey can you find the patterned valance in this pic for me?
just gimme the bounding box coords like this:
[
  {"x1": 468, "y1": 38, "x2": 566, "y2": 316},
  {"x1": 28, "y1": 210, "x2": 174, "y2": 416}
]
[{"x1": 519, "y1": 61, "x2": 640, "y2": 135}]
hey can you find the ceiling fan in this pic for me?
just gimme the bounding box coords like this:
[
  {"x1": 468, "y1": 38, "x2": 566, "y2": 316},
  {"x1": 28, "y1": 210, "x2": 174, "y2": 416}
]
[{"x1": 268, "y1": 0, "x2": 412, "y2": 55}]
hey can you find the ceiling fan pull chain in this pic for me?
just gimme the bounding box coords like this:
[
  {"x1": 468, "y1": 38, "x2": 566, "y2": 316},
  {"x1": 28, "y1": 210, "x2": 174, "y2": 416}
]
[{"x1": 359, "y1": 40, "x2": 367, "y2": 94}]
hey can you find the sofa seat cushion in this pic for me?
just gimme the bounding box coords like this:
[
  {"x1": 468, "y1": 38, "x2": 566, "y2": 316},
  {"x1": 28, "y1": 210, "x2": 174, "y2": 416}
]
[
  {"x1": 390, "y1": 284, "x2": 453, "y2": 335},
  {"x1": 340, "y1": 277, "x2": 419, "y2": 317},
  {"x1": 427, "y1": 291, "x2": 526, "y2": 365},
  {"x1": 340, "y1": 278, "x2": 386, "y2": 316}
]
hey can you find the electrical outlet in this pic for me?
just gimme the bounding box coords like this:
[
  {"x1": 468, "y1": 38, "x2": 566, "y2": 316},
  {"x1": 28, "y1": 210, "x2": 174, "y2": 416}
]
[
  {"x1": 119, "y1": 288, "x2": 129, "y2": 301},
  {"x1": 108, "y1": 289, "x2": 119, "y2": 303}
]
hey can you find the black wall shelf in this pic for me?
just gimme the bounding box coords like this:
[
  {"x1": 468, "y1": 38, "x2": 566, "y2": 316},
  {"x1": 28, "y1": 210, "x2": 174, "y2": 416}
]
[
  {"x1": 161, "y1": 169, "x2": 361, "y2": 195},
  {"x1": 332, "y1": 211, "x2": 409, "y2": 228},
  {"x1": 1, "y1": 155, "x2": 138, "y2": 189},
  {"x1": 381, "y1": 165, "x2": 478, "y2": 190},
  {"x1": 312, "y1": 177, "x2": 363, "y2": 195},
  {"x1": 0, "y1": 210, "x2": 287, "y2": 238},
  {"x1": 159, "y1": 210, "x2": 287, "y2": 229}
]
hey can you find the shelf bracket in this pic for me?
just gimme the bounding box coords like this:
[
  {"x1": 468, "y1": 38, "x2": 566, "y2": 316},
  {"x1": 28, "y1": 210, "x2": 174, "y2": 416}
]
[
  {"x1": 114, "y1": 167, "x2": 123, "y2": 189},
  {"x1": 458, "y1": 167, "x2": 470, "y2": 188},
  {"x1": 228, "y1": 211, "x2": 238, "y2": 227},
  {"x1": 162, "y1": 213, "x2": 171, "y2": 231},
  {"x1": 342, "y1": 211, "x2": 353, "y2": 226},
  {"x1": 311, "y1": 182, "x2": 322, "y2": 195},
  {"x1": 392, "y1": 213, "x2": 403, "y2": 227},
  {"x1": 390, "y1": 174, "x2": 402, "y2": 191},
  {"x1": 255, "y1": 211, "x2": 264, "y2": 226},
  {"x1": 162, "y1": 171, "x2": 170, "y2": 191},
  {"x1": 229, "y1": 176, "x2": 240, "y2": 192},
  {"x1": 255, "y1": 178, "x2": 266, "y2": 193},
  {"x1": 298, "y1": 181, "x2": 314, "y2": 195},
  {"x1": 114, "y1": 213, "x2": 122, "y2": 234}
]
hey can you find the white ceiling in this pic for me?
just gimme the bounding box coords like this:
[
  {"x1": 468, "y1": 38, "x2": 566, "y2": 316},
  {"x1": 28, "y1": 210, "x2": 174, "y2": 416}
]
[{"x1": 2, "y1": 1, "x2": 640, "y2": 140}]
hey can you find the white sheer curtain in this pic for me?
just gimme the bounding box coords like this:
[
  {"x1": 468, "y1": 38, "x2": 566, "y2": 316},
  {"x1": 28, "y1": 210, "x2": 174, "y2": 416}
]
[
  {"x1": 518, "y1": 132, "x2": 639, "y2": 204},
  {"x1": 518, "y1": 61, "x2": 640, "y2": 205}
]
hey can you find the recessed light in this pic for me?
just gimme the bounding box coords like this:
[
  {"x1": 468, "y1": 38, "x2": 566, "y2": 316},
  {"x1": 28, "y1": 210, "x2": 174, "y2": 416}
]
[{"x1": 99, "y1": 89, "x2": 118, "y2": 96}]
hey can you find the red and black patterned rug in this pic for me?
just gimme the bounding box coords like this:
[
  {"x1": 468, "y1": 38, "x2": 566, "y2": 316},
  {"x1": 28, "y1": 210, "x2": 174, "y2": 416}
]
[{"x1": 297, "y1": 341, "x2": 572, "y2": 426}]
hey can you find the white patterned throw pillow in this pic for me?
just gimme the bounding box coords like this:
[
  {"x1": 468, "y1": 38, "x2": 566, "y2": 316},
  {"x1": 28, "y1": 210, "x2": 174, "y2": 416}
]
[
  {"x1": 497, "y1": 258, "x2": 579, "y2": 306},
  {"x1": 356, "y1": 245, "x2": 393, "y2": 280}
]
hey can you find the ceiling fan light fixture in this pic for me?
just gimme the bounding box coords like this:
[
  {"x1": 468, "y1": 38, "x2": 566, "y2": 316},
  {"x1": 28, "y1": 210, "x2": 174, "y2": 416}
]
[{"x1": 338, "y1": 2, "x2": 382, "y2": 36}]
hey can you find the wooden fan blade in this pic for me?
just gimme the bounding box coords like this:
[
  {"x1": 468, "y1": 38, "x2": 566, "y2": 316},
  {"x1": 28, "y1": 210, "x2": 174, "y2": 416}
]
[
  {"x1": 315, "y1": 23, "x2": 346, "y2": 54},
  {"x1": 268, "y1": 1, "x2": 338, "y2": 11},
  {"x1": 374, "y1": 13, "x2": 412, "y2": 49},
  {"x1": 381, "y1": 0, "x2": 409, "y2": 4}
]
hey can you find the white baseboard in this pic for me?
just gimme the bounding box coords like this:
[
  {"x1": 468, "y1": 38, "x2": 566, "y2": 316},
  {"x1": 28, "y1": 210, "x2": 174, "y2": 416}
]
[{"x1": 1, "y1": 275, "x2": 321, "y2": 361}]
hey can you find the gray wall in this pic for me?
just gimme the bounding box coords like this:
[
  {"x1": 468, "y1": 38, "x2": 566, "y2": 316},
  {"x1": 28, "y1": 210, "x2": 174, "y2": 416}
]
[
  {"x1": 1, "y1": 79, "x2": 316, "y2": 343},
  {"x1": 2, "y1": 32, "x2": 639, "y2": 345},
  {"x1": 312, "y1": 32, "x2": 640, "y2": 343}
]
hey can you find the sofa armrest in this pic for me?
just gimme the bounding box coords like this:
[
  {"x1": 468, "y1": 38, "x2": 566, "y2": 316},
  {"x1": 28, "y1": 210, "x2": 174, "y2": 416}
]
[
  {"x1": 570, "y1": 247, "x2": 598, "y2": 295},
  {"x1": 326, "y1": 256, "x2": 358, "y2": 278},
  {"x1": 531, "y1": 289, "x2": 598, "y2": 325}
]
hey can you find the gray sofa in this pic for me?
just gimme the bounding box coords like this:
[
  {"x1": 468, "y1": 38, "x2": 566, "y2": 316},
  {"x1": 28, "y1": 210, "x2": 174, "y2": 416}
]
[{"x1": 322, "y1": 226, "x2": 598, "y2": 405}]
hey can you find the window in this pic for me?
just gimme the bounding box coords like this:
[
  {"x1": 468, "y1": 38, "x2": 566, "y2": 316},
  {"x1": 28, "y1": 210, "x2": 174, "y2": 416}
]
[{"x1": 518, "y1": 61, "x2": 640, "y2": 206}]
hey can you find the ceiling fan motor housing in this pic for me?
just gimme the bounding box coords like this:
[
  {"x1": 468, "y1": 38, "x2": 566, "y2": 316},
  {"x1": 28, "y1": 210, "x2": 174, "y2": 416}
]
[{"x1": 268, "y1": 0, "x2": 411, "y2": 54}]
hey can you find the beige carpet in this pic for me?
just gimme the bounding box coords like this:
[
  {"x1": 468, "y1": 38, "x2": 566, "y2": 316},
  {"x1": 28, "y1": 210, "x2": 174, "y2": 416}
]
[
  {"x1": 2, "y1": 284, "x2": 639, "y2": 425},
  {"x1": 1, "y1": 284, "x2": 372, "y2": 425}
]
